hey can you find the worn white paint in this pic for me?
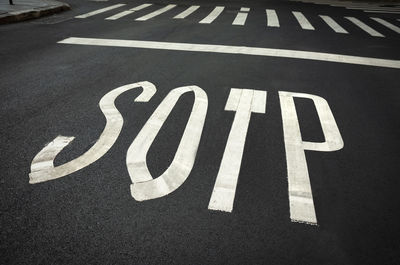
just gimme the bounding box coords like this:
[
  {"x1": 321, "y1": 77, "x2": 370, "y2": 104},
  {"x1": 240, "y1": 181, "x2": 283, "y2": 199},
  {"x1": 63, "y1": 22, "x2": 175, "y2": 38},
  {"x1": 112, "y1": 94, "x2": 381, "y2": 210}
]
[
  {"x1": 106, "y1": 10, "x2": 135, "y2": 20},
  {"x1": 75, "y1": 4, "x2": 126, "y2": 18},
  {"x1": 130, "y1": 4, "x2": 153, "y2": 11},
  {"x1": 319, "y1": 15, "x2": 348, "y2": 33},
  {"x1": 232, "y1": 8, "x2": 249, "y2": 26},
  {"x1": 292, "y1": 11, "x2": 315, "y2": 30},
  {"x1": 208, "y1": 89, "x2": 266, "y2": 212},
  {"x1": 105, "y1": 4, "x2": 152, "y2": 20},
  {"x1": 370, "y1": 17, "x2": 400, "y2": 34},
  {"x1": 266, "y1": 9, "x2": 279, "y2": 27},
  {"x1": 135, "y1": 4, "x2": 177, "y2": 21},
  {"x1": 173, "y1": 5, "x2": 200, "y2": 19},
  {"x1": 127, "y1": 86, "x2": 208, "y2": 201},
  {"x1": 58, "y1": 37, "x2": 400, "y2": 69},
  {"x1": 29, "y1": 82, "x2": 156, "y2": 184},
  {"x1": 199, "y1": 6, "x2": 225, "y2": 24},
  {"x1": 279, "y1": 91, "x2": 344, "y2": 224},
  {"x1": 345, "y1": 17, "x2": 384, "y2": 37}
]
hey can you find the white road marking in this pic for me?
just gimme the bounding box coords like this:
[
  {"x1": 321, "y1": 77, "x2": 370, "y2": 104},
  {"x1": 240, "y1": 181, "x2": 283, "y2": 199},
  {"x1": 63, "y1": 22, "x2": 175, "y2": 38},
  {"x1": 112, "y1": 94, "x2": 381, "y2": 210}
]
[
  {"x1": 345, "y1": 17, "x2": 384, "y2": 37},
  {"x1": 130, "y1": 3, "x2": 153, "y2": 12},
  {"x1": 105, "y1": 4, "x2": 152, "y2": 20},
  {"x1": 371, "y1": 17, "x2": 400, "y2": 33},
  {"x1": 232, "y1": 7, "x2": 249, "y2": 26},
  {"x1": 58, "y1": 37, "x2": 400, "y2": 69},
  {"x1": 319, "y1": 15, "x2": 348, "y2": 33},
  {"x1": 29, "y1": 82, "x2": 156, "y2": 184},
  {"x1": 208, "y1": 89, "x2": 266, "y2": 212},
  {"x1": 173, "y1": 5, "x2": 200, "y2": 19},
  {"x1": 135, "y1": 4, "x2": 177, "y2": 21},
  {"x1": 127, "y1": 86, "x2": 208, "y2": 201},
  {"x1": 199, "y1": 6, "x2": 225, "y2": 24},
  {"x1": 75, "y1": 4, "x2": 126, "y2": 18},
  {"x1": 279, "y1": 91, "x2": 344, "y2": 225},
  {"x1": 106, "y1": 10, "x2": 134, "y2": 20},
  {"x1": 292, "y1": 11, "x2": 315, "y2": 30},
  {"x1": 266, "y1": 9, "x2": 279, "y2": 27}
]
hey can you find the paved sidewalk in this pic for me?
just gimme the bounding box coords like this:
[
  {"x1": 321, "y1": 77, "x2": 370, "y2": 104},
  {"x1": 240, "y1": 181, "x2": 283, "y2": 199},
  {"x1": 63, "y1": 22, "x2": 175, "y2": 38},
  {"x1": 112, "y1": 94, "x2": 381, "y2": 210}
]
[{"x1": 0, "y1": 0, "x2": 70, "y2": 24}]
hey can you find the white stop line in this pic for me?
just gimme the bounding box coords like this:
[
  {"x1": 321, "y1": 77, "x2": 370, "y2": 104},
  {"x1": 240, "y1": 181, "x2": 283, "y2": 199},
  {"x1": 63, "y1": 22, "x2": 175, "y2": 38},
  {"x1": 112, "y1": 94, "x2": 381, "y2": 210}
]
[
  {"x1": 58, "y1": 37, "x2": 400, "y2": 69},
  {"x1": 29, "y1": 81, "x2": 344, "y2": 225}
]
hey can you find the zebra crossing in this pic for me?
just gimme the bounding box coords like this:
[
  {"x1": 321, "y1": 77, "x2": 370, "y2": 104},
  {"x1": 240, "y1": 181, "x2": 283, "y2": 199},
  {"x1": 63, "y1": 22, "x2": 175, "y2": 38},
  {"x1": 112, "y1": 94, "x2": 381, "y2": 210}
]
[
  {"x1": 105, "y1": 3, "x2": 152, "y2": 20},
  {"x1": 75, "y1": 3, "x2": 400, "y2": 38},
  {"x1": 291, "y1": 0, "x2": 400, "y2": 15}
]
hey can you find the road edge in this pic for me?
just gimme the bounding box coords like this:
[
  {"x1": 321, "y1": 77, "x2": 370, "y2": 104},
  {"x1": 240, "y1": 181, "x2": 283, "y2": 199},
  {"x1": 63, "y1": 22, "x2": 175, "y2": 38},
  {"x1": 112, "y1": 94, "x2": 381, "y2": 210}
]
[{"x1": 0, "y1": 1, "x2": 71, "y2": 25}]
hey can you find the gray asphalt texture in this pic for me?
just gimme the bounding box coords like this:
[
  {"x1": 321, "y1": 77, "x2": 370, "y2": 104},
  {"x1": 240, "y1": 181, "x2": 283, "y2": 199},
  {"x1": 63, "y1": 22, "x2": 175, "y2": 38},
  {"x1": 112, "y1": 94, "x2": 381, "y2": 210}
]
[{"x1": 1, "y1": 0, "x2": 400, "y2": 264}]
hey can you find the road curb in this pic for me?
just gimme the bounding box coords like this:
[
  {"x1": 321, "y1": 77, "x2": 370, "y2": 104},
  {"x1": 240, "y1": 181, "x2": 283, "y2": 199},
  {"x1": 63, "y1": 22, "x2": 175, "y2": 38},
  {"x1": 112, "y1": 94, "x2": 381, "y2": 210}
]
[{"x1": 0, "y1": 1, "x2": 70, "y2": 25}]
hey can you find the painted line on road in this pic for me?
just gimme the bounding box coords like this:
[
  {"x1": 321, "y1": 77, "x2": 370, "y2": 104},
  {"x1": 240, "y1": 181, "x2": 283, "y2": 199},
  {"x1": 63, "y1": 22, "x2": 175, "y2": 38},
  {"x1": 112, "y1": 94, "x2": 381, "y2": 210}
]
[
  {"x1": 29, "y1": 81, "x2": 156, "y2": 184},
  {"x1": 106, "y1": 10, "x2": 135, "y2": 20},
  {"x1": 345, "y1": 17, "x2": 384, "y2": 37},
  {"x1": 199, "y1": 6, "x2": 225, "y2": 24},
  {"x1": 105, "y1": 4, "x2": 152, "y2": 20},
  {"x1": 266, "y1": 9, "x2": 280, "y2": 27},
  {"x1": 58, "y1": 37, "x2": 400, "y2": 69},
  {"x1": 130, "y1": 3, "x2": 153, "y2": 12},
  {"x1": 279, "y1": 91, "x2": 344, "y2": 224},
  {"x1": 232, "y1": 7, "x2": 249, "y2": 26},
  {"x1": 173, "y1": 5, "x2": 200, "y2": 19},
  {"x1": 75, "y1": 4, "x2": 126, "y2": 18},
  {"x1": 370, "y1": 17, "x2": 400, "y2": 34},
  {"x1": 128, "y1": 86, "x2": 208, "y2": 201},
  {"x1": 319, "y1": 15, "x2": 348, "y2": 34},
  {"x1": 135, "y1": 4, "x2": 177, "y2": 21},
  {"x1": 208, "y1": 89, "x2": 266, "y2": 212},
  {"x1": 292, "y1": 11, "x2": 315, "y2": 30}
]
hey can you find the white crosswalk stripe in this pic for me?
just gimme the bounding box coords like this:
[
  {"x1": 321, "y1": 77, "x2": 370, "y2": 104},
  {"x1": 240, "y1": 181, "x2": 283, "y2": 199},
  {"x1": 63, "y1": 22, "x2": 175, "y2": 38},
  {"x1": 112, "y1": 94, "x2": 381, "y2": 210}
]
[
  {"x1": 130, "y1": 3, "x2": 153, "y2": 12},
  {"x1": 266, "y1": 9, "x2": 279, "y2": 27},
  {"x1": 370, "y1": 17, "x2": 400, "y2": 34},
  {"x1": 292, "y1": 11, "x2": 315, "y2": 30},
  {"x1": 345, "y1": 17, "x2": 384, "y2": 37},
  {"x1": 135, "y1": 4, "x2": 176, "y2": 21},
  {"x1": 173, "y1": 5, "x2": 200, "y2": 19},
  {"x1": 74, "y1": 3, "x2": 399, "y2": 38},
  {"x1": 75, "y1": 4, "x2": 126, "y2": 18},
  {"x1": 199, "y1": 6, "x2": 225, "y2": 24},
  {"x1": 232, "y1": 7, "x2": 249, "y2": 25},
  {"x1": 105, "y1": 4, "x2": 152, "y2": 20},
  {"x1": 106, "y1": 10, "x2": 134, "y2": 20},
  {"x1": 292, "y1": 0, "x2": 400, "y2": 14},
  {"x1": 319, "y1": 15, "x2": 348, "y2": 33}
]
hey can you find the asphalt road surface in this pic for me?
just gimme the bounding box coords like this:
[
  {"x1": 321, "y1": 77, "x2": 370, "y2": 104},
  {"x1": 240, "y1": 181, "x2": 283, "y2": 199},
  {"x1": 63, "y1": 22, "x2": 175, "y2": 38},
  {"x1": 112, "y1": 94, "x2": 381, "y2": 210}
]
[{"x1": 1, "y1": 0, "x2": 400, "y2": 264}]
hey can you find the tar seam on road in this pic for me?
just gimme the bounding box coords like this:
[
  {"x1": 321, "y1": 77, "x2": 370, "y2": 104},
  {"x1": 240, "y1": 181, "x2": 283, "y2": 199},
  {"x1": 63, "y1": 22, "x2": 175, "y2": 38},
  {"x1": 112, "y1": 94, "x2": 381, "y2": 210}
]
[{"x1": 58, "y1": 37, "x2": 400, "y2": 69}]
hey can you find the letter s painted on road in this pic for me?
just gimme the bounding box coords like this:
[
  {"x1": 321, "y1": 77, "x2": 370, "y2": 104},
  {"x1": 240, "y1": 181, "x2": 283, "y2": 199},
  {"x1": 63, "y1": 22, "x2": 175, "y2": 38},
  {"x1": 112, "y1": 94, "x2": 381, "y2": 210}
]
[{"x1": 29, "y1": 81, "x2": 156, "y2": 184}]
